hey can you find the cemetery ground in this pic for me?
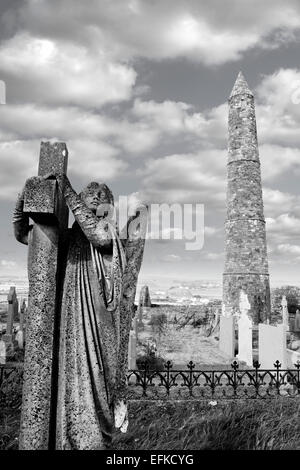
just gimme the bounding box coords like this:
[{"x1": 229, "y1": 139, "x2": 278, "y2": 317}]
[
  {"x1": 136, "y1": 304, "x2": 230, "y2": 367},
  {"x1": 1, "y1": 399, "x2": 300, "y2": 450},
  {"x1": 1, "y1": 291, "x2": 300, "y2": 450}
]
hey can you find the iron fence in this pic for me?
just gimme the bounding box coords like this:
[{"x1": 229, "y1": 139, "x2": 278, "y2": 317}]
[
  {"x1": 1, "y1": 361, "x2": 300, "y2": 407},
  {"x1": 127, "y1": 360, "x2": 300, "y2": 400}
]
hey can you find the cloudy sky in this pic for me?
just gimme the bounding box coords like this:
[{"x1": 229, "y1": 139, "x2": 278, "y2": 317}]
[{"x1": 1, "y1": 0, "x2": 300, "y2": 285}]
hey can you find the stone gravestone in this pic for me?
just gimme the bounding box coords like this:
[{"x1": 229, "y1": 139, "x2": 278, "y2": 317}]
[
  {"x1": 15, "y1": 329, "x2": 24, "y2": 350},
  {"x1": 259, "y1": 323, "x2": 287, "y2": 369},
  {"x1": 16, "y1": 299, "x2": 27, "y2": 350},
  {"x1": 219, "y1": 303, "x2": 235, "y2": 357},
  {"x1": 128, "y1": 330, "x2": 137, "y2": 370},
  {"x1": 281, "y1": 295, "x2": 289, "y2": 329},
  {"x1": 237, "y1": 312, "x2": 253, "y2": 366},
  {"x1": 3, "y1": 287, "x2": 18, "y2": 341},
  {"x1": 133, "y1": 315, "x2": 138, "y2": 338},
  {"x1": 237, "y1": 291, "x2": 253, "y2": 366},
  {"x1": 0, "y1": 339, "x2": 6, "y2": 364},
  {"x1": 137, "y1": 302, "x2": 144, "y2": 329},
  {"x1": 140, "y1": 285, "x2": 151, "y2": 307},
  {"x1": 19, "y1": 299, "x2": 26, "y2": 331},
  {"x1": 212, "y1": 309, "x2": 220, "y2": 331},
  {"x1": 17, "y1": 142, "x2": 69, "y2": 450},
  {"x1": 294, "y1": 309, "x2": 300, "y2": 333},
  {"x1": 2, "y1": 286, "x2": 18, "y2": 357}
]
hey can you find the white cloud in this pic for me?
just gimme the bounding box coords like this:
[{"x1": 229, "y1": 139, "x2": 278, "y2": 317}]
[
  {"x1": 263, "y1": 188, "x2": 300, "y2": 218},
  {"x1": 162, "y1": 254, "x2": 181, "y2": 262},
  {"x1": 256, "y1": 68, "x2": 300, "y2": 149},
  {"x1": 203, "y1": 252, "x2": 224, "y2": 261},
  {"x1": 1, "y1": 260, "x2": 17, "y2": 267},
  {"x1": 139, "y1": 152, "x2": 226, "y2": 207},
  {"x1": 15, "y1": 0, "x2": 300, "y2": 65},
  {"x1": 0, "y1": 32, "x2": 136, "y2": 108},
  {"x1": 266, "y1": 214, "x2": 300, "y2": 259},
  {"x1": 0, "y1": 138, "x2": 126, "y2": 200},
  {"x1": 276, "y1": 244, "x2": 300, "y2": 255},
  {"x1": 205, "y1": 226, "x2": 220, "y2": 236},
  {"x1": 0, "y1": 140, "x2": 38, "y2": 200}
]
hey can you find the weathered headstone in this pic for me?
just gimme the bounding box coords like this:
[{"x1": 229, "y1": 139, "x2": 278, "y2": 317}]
[
  {"x1": 128, "y1": 330, "x2": 137, "y2": 370},
  {"x1": 139, "y1": 285, "x2": 151, "y2": 307},
  {"x1": 133, "y1": 315, "x2": 138, "y2": 338},
  {"x1": 294, "y1": 309, "x2": 300, "y2": 333},
  {"x1": 19, "y1": 299, "x2": 26, "y2": 331},
  {"x1": 237, "y1": 314, "x2": 253, "y2": 366},
  {"x1": 137, "y1": 302, "x2": 144, "y2": 328},
  {"x1": 3, "y1": 286, "x2": 18, "y2": 343},
  {"x1": 0, "y1": 340, "x2": 6, "y2": 364},
  {"x1": 281, "y1": 296, "x2": 289, "y2": 328},
  {"x1": 239, "y1": 290, "x2": 250, "y2": 317},
  {"x1": 15, "y1": 329, "x2": 24, "y2": 350},
  {"x1": 16, "y1": 142, "x2": 69, "y2": 450},
  {"x1": 259, "y1": 323, "x2": 287, "y2": 369},
  {"x1": 237, "y1": 291, "x2": 253, "y2": 365},
  {"x1": 212, "y1": 309, "x2": 220, "y2": 330},
  {"x1": 219, "y1": 304, "x2": 235, "y2": 357}
]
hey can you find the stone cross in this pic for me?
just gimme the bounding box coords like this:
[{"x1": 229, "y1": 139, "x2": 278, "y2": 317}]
[
  {"x1": 281, "y1": 295, "x2": 289, "y2": 328},
  {"x1": 19, "y1": 142, "x2": 69, "y2": 450}
]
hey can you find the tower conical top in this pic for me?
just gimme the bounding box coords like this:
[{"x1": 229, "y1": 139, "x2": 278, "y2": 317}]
[{"x1": 229, "y1": 71, "x2": 253, "y2": 98}]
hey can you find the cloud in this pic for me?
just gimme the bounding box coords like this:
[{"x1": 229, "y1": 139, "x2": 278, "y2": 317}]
[
  {"x1": 0, "y1": 32, "x2": 136, "y2": 107},
  {"x1": 266, "y1": 214, "x2": 300, "y2": 260},
  {"x1": 256, "y1": 68, "x2": 300, "y2": 149},
  {"x1": 9, "y1": 0, "x2": 300, "y2": 66},
  {"x1": 162, "y1": 254, "x2": 181, "y2": 263},
  {"x1": 139, "y1": 152, "x2": 226, "y2": 207},
  {"x1": 0, "y1": 138, "x2": 126, "y2": 201},
  {"x1": 1, "y1": 259, "x2": 17, "y2": 267},
  {"x1": 203, "y1": 251, "x2": 224, "y2": 261},
  {"x1": 260, "y1": 145, "x2": 300, "y2": 182},
  {"x1": 276, "y1": 244, "x2": 300, "y2": 255},
  {"x1": 269, "y1": 243, "x2": 300, "y2": 264},
  {"x1": 263, "y1": 188, "x2": 300, "y2": 218},
  {"x1": 0, "y1": 140, "x2": 38, "y2": 199}
]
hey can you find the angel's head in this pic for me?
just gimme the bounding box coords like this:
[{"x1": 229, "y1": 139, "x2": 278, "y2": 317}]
[{"x1": 80, "y1": 182, "x2": 114, "y2": 215}]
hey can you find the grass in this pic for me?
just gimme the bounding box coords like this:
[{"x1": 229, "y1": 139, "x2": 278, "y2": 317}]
[
  {"x1": 0, "y1": 409, "x2": 20, "y2": 450},
  {"x1": 1, "y1": 398, "x2": 299, "y2": 450},
  {"x1": 113, "y1": 399, "x2": 300, "y2": 450}
]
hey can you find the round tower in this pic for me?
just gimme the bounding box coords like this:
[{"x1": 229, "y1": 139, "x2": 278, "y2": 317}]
[{"x1": 223, "y1": 72, "x2": 270, "y2": 324}]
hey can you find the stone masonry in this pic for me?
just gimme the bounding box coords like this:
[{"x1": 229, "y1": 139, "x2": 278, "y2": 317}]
[{"x1": 223, "y1": 72, "x2": 271, "y2": 324}]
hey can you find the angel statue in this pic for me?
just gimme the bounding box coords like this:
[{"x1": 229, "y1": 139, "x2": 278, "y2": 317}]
[{"x1": 13, "y1": 172, "x2": 148, "y2": 450}]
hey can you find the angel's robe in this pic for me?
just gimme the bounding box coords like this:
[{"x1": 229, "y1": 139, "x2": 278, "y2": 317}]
[{"x1": 56, "y1": 221, "x2": 126, "y2": 450}]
